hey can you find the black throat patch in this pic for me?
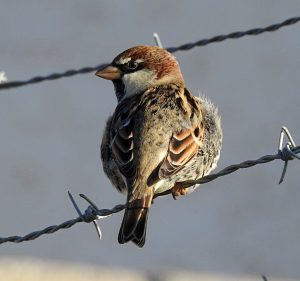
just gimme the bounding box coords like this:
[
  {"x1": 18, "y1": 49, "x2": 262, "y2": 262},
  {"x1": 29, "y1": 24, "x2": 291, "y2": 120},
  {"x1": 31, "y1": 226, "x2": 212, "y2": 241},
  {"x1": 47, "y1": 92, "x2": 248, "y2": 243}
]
[{"x1": 113, "y1": 79, "x2": 126, "y2": 101}]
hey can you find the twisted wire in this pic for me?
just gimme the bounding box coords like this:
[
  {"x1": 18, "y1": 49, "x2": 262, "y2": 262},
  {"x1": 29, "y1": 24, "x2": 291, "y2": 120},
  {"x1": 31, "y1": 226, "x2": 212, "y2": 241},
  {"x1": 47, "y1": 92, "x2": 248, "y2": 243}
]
[
  {"x1": 155, "y1": 146, "x2": 300, "y2": 199},
  {"x1": 0, "y1": 64, "x2": 109, "y2": 90},
  {"x1": 166, "y1": 16, "x2": 300, "y2": 52},
  {"x1": 0, "y1": 204, "x2": 125, "y2": 244},
  {"x1": 0, "y1": 141, "x2": 299, "y2": 244},
  {"x1": 0, "y1": 16, "x2": 299, "y2": 90}
]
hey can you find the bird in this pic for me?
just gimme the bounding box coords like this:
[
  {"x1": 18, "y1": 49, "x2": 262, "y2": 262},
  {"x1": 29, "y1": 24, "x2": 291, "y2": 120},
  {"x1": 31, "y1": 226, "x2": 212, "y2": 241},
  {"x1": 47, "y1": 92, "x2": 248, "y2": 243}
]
[{"x1": 96, "y1": 45, "x2": 222, "y2": 247}]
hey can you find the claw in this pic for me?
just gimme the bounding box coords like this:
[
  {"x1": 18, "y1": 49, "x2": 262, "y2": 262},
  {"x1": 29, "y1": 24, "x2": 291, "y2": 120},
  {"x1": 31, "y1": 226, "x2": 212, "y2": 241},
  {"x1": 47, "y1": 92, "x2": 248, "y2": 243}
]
[{"x1": 171, "y1": 182, "x2": 188, "y2": 200}]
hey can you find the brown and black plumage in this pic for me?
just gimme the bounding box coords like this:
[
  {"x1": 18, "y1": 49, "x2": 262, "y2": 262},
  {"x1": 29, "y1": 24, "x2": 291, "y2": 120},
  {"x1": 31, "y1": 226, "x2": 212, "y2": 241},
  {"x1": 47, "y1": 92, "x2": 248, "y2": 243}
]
[{"x1": 96, "y1": 46, "x2": 222, "y2": 247}]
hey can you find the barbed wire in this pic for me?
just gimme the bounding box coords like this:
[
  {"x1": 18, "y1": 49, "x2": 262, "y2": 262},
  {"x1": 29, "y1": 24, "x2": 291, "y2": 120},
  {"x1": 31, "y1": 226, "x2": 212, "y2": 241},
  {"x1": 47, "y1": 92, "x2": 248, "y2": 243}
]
[
  {"x1": 0, "y1": 16, "x2": 299, "y2": 90},
  {"x1": 0, "y1": 127, "x2": 299, "y2": 245}
]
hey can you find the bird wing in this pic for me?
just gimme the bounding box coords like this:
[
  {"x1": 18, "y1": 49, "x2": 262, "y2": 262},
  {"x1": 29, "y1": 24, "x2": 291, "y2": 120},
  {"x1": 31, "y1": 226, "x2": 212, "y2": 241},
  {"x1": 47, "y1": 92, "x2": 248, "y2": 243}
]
[
  {"x1": 158, "y1": 89, "x2": 204, "y2": 178},
  {"x1": 110, "y1": 97, "x2": 139, "y2": 183},
  {"x1": 158, "y1": 122, "x2": 204, "y2": 178}
]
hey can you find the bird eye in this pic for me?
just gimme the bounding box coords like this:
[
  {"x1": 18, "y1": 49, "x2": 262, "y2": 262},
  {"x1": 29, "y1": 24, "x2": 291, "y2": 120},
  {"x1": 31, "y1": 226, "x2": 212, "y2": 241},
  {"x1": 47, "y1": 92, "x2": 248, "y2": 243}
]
[{"x1": 123, "y1": 61, "x2": 139, "y2": 72}]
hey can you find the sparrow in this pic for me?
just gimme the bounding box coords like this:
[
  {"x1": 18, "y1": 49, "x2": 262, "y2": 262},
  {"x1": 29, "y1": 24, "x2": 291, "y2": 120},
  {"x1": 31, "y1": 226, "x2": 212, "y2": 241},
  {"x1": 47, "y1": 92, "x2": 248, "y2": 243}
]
[{"x1": 96, "y1": 46, "x2": 222, "y2": 247}]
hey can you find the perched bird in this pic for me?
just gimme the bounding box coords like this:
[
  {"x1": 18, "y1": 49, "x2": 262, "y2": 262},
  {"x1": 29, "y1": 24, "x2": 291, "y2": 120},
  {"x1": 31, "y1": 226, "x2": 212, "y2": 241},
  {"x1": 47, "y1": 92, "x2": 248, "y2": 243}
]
[{"x1": 96, "y1": 46, "x2": 222, "y2": 247}]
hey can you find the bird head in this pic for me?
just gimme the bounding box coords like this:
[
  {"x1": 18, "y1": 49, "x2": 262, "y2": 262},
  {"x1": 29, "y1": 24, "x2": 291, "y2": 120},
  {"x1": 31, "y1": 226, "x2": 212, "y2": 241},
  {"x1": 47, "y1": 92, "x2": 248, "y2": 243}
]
[{"x1": 96, "y1": 45, "x2": 184, "y2": 101}]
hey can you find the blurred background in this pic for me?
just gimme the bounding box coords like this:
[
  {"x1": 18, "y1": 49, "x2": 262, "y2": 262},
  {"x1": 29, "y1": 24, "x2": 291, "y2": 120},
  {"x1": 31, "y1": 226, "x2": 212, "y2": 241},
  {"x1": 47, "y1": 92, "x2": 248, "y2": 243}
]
[{"x1": 0, "y1": 1, "x2": 300, "y2": 280}]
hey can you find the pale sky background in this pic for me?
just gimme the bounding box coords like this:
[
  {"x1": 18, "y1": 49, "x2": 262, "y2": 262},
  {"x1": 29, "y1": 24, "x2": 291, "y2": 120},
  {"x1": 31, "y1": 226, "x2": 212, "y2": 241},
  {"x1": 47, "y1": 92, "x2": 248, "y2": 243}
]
[{"x1": 1, "y1": 1, "x2": 300, "y2": 280}]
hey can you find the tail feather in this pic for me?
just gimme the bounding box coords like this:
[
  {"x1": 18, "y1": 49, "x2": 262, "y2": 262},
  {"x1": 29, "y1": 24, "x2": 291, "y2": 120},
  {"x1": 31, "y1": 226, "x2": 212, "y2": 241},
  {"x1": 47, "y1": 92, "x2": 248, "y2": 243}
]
[
  {"x1": 118, "y1": 191, "x2": 153, "y2": 247},
  {"x1": 131, "y1": 208, "x2": 149, "y2": 247}
]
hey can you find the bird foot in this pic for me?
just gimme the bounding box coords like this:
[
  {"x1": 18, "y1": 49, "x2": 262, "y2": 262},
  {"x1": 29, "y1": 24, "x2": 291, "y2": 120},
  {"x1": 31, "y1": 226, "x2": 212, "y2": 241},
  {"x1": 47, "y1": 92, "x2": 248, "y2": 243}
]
[{"x1": 171, "y1": 182, "x2": 188, "y2": 200}]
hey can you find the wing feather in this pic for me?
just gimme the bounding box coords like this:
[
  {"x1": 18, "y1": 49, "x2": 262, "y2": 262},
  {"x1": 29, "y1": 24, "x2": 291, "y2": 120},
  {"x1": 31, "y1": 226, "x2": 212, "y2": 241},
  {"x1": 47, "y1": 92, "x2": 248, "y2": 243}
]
[
  {"x1": 110, "y1": 98, "x2": 140, "y2": 183},
  {"x1": 159, "y1": 90, "x2": 204, "y2": 179}
]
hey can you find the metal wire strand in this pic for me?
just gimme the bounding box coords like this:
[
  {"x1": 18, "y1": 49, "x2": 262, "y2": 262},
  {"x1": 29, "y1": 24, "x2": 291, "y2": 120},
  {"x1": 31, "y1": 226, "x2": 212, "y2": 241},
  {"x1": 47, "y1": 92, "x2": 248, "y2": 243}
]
[
  {"x1": 0, "y1": 127, "x2": 299, "y2": 245},
  {"x1": 0, "y1": 16, "x2": 299, "y2": 90}
]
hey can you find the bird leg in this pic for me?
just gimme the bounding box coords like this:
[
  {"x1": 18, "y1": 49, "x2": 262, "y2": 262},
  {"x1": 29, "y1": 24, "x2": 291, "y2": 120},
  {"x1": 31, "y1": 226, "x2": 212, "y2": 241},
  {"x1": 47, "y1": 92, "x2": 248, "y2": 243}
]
[{"x1": 171, "y1": 182, "x2": 188, "y2": 200}]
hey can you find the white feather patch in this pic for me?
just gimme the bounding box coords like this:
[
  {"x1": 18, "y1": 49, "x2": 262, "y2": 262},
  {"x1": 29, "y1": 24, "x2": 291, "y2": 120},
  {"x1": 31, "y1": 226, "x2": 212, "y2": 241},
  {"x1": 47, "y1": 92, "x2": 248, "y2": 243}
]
[{"x1": 122, "y1": 69, "x2": 156, "y2": 98}]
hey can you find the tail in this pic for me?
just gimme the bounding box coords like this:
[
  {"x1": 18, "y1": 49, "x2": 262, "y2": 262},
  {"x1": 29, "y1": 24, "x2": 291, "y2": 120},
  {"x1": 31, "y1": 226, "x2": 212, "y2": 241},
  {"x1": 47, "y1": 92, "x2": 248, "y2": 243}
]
[{"x1": 118, "y1": 190, "x2": 153, "y2": 248}]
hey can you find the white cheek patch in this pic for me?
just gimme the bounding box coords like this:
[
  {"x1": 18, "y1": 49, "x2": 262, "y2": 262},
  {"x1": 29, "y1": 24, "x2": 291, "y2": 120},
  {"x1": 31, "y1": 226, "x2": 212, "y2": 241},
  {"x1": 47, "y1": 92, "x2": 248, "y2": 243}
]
[{"x1": 122, "y1": 69, "x2": 156, "y2": 98}]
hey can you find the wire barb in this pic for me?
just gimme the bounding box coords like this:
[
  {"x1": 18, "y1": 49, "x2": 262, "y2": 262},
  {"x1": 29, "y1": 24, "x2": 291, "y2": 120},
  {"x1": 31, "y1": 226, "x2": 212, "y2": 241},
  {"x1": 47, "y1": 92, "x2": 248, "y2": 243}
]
[
  {"x1": 1, "y1": 16, "x2": 300, "y2": 90},
  {"x1": 0, "y1": 127, "x2": 299, "y2": 244},
  {"x1": 153, "y1": 33, "x2": 163, "y2": 48},
  {"x1": 278, "y1": 127, "x2": 300, "y2": 184},
  {"x1": 0, "y1": 72, "x2": 7, "y2": 84},
  {"x1": 68, "y1": 191, "x2": 110, "y2": 239}
]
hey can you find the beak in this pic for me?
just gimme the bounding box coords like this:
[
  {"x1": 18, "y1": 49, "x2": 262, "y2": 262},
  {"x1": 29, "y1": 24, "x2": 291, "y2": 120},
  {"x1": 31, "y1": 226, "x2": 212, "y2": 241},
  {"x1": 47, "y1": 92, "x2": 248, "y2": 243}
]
[{"x1": 95, "y1": 65, "x2": 121, "y2": 80}]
